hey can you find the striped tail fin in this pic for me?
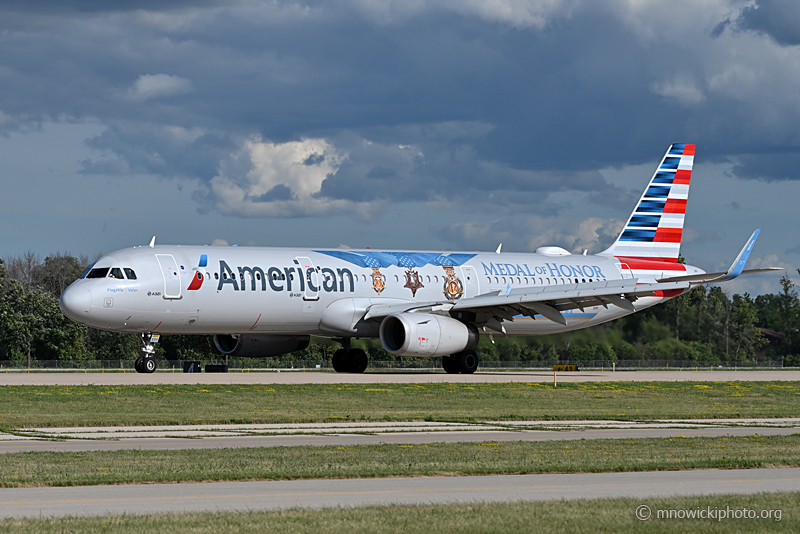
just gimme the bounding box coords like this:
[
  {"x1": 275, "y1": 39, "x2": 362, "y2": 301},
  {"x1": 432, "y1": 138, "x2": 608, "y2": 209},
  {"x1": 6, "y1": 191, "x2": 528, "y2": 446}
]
[{"x1": 599, "y1": 144, "x2": 694, "y2": 263}]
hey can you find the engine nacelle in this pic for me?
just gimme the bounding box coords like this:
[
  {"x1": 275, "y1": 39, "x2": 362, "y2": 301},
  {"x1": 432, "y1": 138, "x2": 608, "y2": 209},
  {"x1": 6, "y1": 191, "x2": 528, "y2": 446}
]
[
  {"x1": 379, "y1": 313, "x2": 478, "y2": 357},
  {"x1": 213, "y1": 334, "x2": 310, "y2": 357}
]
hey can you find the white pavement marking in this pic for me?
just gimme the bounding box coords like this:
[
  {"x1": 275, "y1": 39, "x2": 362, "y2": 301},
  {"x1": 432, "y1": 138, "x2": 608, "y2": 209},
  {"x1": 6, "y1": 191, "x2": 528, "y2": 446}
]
[
  {"x1": 1, "y1": 468, "x2": 798, "y2": 518},
  {"x1": 9, "y1": 418, "x2": 800, "y2": 441},
  {"x1": 1, "y1": 419, "x2": 797, "y2": 454}
]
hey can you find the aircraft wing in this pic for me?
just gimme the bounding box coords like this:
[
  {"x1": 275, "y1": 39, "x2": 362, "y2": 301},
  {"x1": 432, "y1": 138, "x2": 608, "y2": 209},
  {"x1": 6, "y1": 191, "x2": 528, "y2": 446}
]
[
  {"x1": 364, "y1": 278, "x2": 691, "y2": 329},
  {"x1": 657, "y1": 229, "x2": 783, "y2": 285},
  {"x1": 364, "y1": 230, "x2": 780, "y2": 329}
]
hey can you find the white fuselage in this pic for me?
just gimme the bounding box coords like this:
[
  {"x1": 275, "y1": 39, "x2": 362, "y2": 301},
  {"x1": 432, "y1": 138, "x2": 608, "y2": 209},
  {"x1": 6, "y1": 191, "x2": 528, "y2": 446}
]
[{"x1": 60, "y1": 245, "x2": 704, "y2": 340}]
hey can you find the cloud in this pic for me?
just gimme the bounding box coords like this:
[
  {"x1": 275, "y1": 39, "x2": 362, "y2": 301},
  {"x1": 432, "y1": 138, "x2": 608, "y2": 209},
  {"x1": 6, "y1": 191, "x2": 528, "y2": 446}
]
[
  {"x1": 730, "y1": 151, "x2": 800, "y2": 182},
  {"x1": 200, "y1": 136, "x2": 373, "y2": 218},
  {"x1": 124, "y1": 74, "x2": 193, "y2": 102},
  {"x1": 349, "y1": 0, "x2": 573, "y2": 29},
  {"x1": 732, "y1": 0, "x2": 800, "y2": 46},
  {"x1": 651, "y1": 77, "x2": 705, "y2": 105},
  {"x1": 432, "y1": 215, "x2": 623, "y2": 254},
  {"x1": 194, "y1": 123, "x2": 626, "y2": 219}
]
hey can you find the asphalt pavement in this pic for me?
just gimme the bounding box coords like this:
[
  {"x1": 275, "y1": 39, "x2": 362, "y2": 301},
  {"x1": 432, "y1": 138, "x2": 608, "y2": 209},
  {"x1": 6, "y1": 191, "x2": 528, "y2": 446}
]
[{"x1": 2, "y1": 468, "x2": 798, "y2": 518}]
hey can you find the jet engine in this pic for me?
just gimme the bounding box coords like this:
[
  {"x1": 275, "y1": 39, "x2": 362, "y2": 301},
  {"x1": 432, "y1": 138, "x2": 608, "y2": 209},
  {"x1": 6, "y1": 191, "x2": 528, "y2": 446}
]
[
  {"x1": 213, "y1": 334, "x2": 310, "y2": 357},
  {"x1": 379, "y1": 313, "x2": 478, "y2": 357}
]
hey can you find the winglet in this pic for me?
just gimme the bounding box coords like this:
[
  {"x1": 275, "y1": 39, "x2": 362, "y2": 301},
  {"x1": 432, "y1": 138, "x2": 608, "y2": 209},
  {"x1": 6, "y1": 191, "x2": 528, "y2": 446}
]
[
  {"x1": 149, "y1": 236, "x2": 156, "y2": 248},
  {"x1": 716, "y1": 229, "x2": 760, "y2": 282}
]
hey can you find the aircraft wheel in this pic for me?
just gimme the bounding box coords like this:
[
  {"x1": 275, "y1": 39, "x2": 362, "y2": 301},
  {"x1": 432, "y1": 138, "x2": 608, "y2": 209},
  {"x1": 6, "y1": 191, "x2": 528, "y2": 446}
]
[
  {"x1": 332, "y1": 349, "x2": 348, "y2": 373},
  {"x1": 349, "y1": 348, "x2": 368, "y2": 374},
  {"x1": 134, "y1": 357, "x2": 144, "y2": 373},
  {"x1": 143, "y1": 357, "x2": 157, "y2": 374},
  {"x1": 455, "y1": 350, "x2": 479, "y2": 374},
  {"x1": 441, "y1": 356, "x2": 460, "y2": 374}
]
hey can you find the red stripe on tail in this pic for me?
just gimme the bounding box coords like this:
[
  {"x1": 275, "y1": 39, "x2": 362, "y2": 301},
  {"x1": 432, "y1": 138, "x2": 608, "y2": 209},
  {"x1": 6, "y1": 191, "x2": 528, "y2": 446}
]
[
  {"x1": 654, "y1": 228, "x2": 682, "y2": 243},
  {"x1": 663, "y1": 198, "x2": 687, "y2": 214}
]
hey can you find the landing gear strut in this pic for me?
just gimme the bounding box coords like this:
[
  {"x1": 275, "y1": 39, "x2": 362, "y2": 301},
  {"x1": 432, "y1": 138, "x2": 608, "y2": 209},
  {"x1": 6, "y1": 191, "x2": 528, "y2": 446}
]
[
  {"x1": 331, "y1": 338, "x2": 369, "y2": 373},
  {"x1": 135, "y1": 333, "x2": 160, "y2": 374}
]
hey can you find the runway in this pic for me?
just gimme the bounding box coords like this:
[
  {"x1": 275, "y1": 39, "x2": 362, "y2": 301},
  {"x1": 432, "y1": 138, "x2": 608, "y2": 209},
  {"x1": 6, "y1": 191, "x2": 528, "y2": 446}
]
[
  {"x1": 2, "y1": 468, "x2": 798, "y2": 518},
  {"x1": 2, "y1": 419, "x2": 798, "y2": 453},
  {"x1": 1, "y1": 369, "x2": 798, "y2": 386}
]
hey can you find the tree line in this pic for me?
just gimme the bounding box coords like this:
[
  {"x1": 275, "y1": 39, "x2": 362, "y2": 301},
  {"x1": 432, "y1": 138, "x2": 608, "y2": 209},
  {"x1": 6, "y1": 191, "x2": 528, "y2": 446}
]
[{"x1": 1, "y1": 252, "x2": 798, "y2": 366}]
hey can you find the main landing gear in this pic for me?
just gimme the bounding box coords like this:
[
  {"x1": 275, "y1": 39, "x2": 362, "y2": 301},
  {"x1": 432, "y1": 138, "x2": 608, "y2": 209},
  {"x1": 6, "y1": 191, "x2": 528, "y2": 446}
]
[
  {"x1": 441, "y1": 350, "x2": 479, "y2": 374},
  {"x1": 331, "y1": 339, "x2": 368, "y2": 373},
  {"x1": 135, "y1": 333, "x2": 160, "y2": 374}
]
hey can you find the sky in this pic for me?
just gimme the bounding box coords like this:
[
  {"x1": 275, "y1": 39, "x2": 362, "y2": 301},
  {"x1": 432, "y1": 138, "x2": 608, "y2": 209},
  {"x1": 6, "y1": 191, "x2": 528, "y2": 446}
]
[{"x1": 1, "y1": 0, "x2": 799, "y2": 295}]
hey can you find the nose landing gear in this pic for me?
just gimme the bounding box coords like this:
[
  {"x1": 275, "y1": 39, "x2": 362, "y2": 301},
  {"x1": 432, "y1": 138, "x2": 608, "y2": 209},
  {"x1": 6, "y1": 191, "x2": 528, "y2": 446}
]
[{"x1": 135, "y1": 333, "x2": 160, "y2": 374}]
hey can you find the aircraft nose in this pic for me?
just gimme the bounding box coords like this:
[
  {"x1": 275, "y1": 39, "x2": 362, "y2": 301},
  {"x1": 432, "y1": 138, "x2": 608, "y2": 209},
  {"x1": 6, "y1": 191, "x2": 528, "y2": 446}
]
[{"x1": 59, "y1": 286, "x2": 92, "y2": 321}]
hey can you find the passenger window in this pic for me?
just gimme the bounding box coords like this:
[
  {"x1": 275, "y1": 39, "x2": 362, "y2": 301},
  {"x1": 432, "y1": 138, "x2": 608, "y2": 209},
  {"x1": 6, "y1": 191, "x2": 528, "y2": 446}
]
[
  {"x1": 214, "y1": 273, "x2": 219, "y2": 280},
  {"x1": 123, "y1": 268, "x2": 137, "y2": 280},
  {"x1": 86, "y1": 267, "x2": 110, "y2": 279}
]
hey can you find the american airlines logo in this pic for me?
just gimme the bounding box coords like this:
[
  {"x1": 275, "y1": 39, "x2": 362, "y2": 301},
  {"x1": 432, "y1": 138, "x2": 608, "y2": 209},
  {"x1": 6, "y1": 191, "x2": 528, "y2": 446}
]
[{"x1": 206, "y1": 260, "x2": 356, "y2": 293}]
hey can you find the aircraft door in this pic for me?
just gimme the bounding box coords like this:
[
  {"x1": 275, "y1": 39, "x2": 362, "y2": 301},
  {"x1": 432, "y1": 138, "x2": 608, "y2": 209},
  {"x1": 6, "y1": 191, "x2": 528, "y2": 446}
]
[
  {"x1": 461, "y1": 265, "x2": 480, "y2": 298},
  {"x1": 296, "y1": 256, "x2": 319, "y2": 301},
  {"x1": 155, "y1": 254, "x2": 182, "y2": 299},
  {"x1": 616, "y1": 262, "x2": 633, "y2": 279}
]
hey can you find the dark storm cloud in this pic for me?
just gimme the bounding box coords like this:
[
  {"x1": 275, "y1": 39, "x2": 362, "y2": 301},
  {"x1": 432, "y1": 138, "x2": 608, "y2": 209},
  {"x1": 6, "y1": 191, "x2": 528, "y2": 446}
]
[
  {"x1": 80, "y1": 122, "x2": 236, "y2": 180},
  {"x1": 3, "y1": 0, "x2": 800, "y2": 219},
  {"x1": 730, "y1": 151, "x2": 800, "y2": 182},
  {"x1": 733, "y1": 0, "x2": 800, "y2": 46}
]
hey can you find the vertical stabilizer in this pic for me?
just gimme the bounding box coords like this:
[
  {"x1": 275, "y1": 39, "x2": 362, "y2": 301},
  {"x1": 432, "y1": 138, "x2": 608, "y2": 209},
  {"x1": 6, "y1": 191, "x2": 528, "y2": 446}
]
[{"x1": 599, "y1": 144, "x2": 694, "y2": 262}]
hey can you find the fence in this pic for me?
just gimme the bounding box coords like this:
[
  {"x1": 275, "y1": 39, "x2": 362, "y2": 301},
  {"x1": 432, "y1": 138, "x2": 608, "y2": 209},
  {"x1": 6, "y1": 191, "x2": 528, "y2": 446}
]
[{"x1": 0, "y1": 358, "x2": 789, "y2": 372}]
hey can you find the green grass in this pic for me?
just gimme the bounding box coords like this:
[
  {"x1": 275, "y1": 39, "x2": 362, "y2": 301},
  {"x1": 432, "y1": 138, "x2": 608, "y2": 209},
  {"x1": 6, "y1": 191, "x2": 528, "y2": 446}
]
[
  {"x1": 2, "y1": 381, "x2": 799, "y2": 428},
  {"x1": 1, "y1": 493, "x2": 796, "y2": 533},
  {"x1": 1, "y1": 434, "x2": 798, "y2": 488}
]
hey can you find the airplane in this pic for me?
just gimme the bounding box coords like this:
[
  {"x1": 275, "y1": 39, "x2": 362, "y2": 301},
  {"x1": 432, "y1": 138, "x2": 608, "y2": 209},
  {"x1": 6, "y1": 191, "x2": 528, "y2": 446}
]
[{"x1": 59, "y1": 144, "x2": 781, "y2": 373}]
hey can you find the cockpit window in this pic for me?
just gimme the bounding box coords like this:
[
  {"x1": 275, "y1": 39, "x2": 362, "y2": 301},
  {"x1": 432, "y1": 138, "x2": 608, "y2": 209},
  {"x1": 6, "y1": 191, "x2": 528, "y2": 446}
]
[
  {"x1": 80, "y1": 262, "x2": 96, "y2": 279},
  {"x1": 86, "y1": 267, "x2": 110, "y2": 279},
  {"x1": 109, "y1": 268, "x2": 125, "y2": 280},
  {"x1": 123, "y1": 268, "x2": 137, "y2": 280}
]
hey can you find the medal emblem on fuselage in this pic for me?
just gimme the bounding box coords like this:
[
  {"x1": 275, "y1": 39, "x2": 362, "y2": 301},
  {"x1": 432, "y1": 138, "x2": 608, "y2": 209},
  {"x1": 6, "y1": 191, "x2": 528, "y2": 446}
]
[
  {"x1": 442, "y1": 266, "x2": 464, "y2": 300},
  {"x1": 403, "y1": 269, "x2": 424, "y2": 297},
  {"x1": 371, "y1": 267, "x2": 386, "y2": 294}
]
